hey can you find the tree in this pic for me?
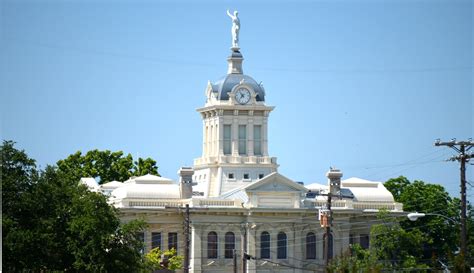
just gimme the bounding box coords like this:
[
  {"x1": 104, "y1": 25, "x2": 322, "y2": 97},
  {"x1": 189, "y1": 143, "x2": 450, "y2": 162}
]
[
  {"x1": 369, "y1": 211, "x2": 429, "y2": 271},
  {"x1": 385, "y1": 176, "x2": 462, "y2": 269},
  {"x1": 144, "y1": 248, "x2": 184, "y2": 271},
  {"x1": 328, "y1": 211, "x2": 428, "y2": 272},
  {"x1": 2, "y1": 141, "x2": 148, "y2": 272},
  {"x1": 328, "y1": 244, "x2": 381, "y2": 273},
  {"x1": 57, "y1": 149, "x2": 159, "y2": 184},
  {"x1": 1, "y1": 140, "x2": 39, "y2": 270}
]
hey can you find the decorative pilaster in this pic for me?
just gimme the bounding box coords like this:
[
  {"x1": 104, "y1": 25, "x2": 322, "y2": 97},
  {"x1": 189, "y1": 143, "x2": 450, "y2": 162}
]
[
  {"x1": 247, "y1": 225, "x2": 257, "y2": 273},
  {"x1": 190, "y1": 225, "x2": 202, "y2": 273},
  {"x1": 262, "y1": 118, "x2": 269, "y2": 156}
]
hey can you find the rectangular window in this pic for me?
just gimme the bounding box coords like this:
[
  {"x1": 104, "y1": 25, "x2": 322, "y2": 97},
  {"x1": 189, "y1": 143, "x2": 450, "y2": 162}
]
[
  {"x1": 360, "y1": 234, "x2": 369, "y2": 249},
  {"x1": 224, "y1": 232, "x2": 236, "y2": 259},
  {"x1": 224, "y1": 125, "x2": 232, "y2": 155},
  {"x1": 228, "y1": 173, "x2": 235, "y2": 179},
  {"x1": 168, "y1": 232, "x2": 178, "y2": 250},
  {"x1": 253, "y1": 125, "x2": 262, "y2": 155},
  {"x1": 277, "y1": 232, "x2": 287, "y2": 259},
  {"x1": 258, "y1": 174, "x2": 264, "y2": 179},
  {"x1": 207, "y1": 232, "x2": 218, "y2": 259},
  {"x1": 238, "y1": 125, "x2": 247, "y2": 155},
  {"x1": 243, "y1": 173, "x2": 250, "y2": 180},
  {"x1": 306, "y1": 232, "x2": 316, "y2": 260},
  {"x1": 260, "y1": 232, "x2": 270, "y2": 259},
  {"x1": 152, "y1": 232, "x2": 161, "y2": 250}
]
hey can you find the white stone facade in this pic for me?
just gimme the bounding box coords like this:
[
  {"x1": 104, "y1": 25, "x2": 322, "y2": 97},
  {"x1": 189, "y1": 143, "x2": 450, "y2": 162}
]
[{"x1": 80, "y1": 24, "x2": 404, "y2": 273}]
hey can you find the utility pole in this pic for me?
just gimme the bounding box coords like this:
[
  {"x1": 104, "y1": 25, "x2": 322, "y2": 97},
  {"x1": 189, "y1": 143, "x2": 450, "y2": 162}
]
[
  {"x1": 184, "y1": 204, "x2": 190, "y2": 273},
  {"x1": 320, "y1": 168, "x2": 344, "y2": 267},
  {"x1": 435, "y1": 139, "x2": 473, "y2": 264},
  {"x1": 241, "y1": 224, "x2": 247, "y2": 273},
  {"x1": 233, "y1": 249, "x2": 238, "y2": 273},
  {"x1": 324, "y1": 193, "x2": 332, "y2": 267}
]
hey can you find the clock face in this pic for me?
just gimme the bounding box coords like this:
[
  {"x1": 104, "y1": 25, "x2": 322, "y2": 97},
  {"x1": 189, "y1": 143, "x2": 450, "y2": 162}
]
[{"x1": 235, "y1": 88, "x2": 251, "y2": 104}]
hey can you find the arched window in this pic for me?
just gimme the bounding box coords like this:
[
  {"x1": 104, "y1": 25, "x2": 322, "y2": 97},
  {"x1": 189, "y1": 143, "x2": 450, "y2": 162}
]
[
  {"x1": 224, "y1": 232, "x2": 235, "y2": 259},
  {"x1": 207, "y1": 231, "x2": 218, "y2": 259},
  {"x1": 260, "y1": 231, "x2": 270, "y2": 258},
  {"x1": 277, "y1": 232, "x2": 287, "y2": 259},
  {"x1": 323, "y1": 233, "x2": 333, "y2": 260},
  {"x1": 306, "y1": 232, "x2": 316, "y2": 259}
]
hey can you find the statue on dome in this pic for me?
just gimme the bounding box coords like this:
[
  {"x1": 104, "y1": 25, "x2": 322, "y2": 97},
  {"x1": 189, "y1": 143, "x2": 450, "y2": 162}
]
[{"x1": 226, "y1": 9, "x2": 240, "y2": 50}]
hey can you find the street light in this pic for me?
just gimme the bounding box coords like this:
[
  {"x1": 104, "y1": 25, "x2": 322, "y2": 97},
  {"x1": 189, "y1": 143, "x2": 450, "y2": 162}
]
[{"x1": 407, "y1": 212, "x2": 456, "y2": 223}]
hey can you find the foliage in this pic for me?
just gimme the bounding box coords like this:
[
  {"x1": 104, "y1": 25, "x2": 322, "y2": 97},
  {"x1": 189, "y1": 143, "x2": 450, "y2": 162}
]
[
  {"x1": 144, "y1": 248, "x2": 184, "y2": 271},
  {"x1": 370, "y1": 211, "x2": 429, "y2": 271},
  {"x1": 327, "y1": 244, "x2": 381, "y2": 273},
  {"x1": 328, "y1": 211, "x2": 429, "y2": 272},
  {"x1": 1, "y1": 141, "x2": 148, "y2": 272},
  {"x1": 385, "y1": 177, "x2": 461, "y2": 266},
  {"x1": 56, "y1": 149, "x2": 159, "y2": 184}
]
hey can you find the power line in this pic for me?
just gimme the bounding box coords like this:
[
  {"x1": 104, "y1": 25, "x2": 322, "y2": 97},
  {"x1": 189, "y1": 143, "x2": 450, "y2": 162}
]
[{"x1": 6, "y1": 36, "x2": 473, "y2": 75}]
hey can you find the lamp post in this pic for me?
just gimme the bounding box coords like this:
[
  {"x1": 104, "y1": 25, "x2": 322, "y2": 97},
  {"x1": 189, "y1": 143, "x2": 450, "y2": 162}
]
[{"x1": 407, "y1": 212, "x2": 456, "y2": 223}]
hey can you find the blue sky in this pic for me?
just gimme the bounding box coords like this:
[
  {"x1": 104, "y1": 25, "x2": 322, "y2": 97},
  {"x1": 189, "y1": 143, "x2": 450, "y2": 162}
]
[{"x1": 1, "y1": 0, "x2": 472, "y2": 200}]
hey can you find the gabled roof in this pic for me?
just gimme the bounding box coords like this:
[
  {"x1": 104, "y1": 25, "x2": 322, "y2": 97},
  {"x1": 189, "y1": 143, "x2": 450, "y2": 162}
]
[
  {"x1": 220, "y1": 184, "x2": 249, "y2": 203},
  {"x1": 244, "y1": 172, "x2": 308, "y2": 192}
]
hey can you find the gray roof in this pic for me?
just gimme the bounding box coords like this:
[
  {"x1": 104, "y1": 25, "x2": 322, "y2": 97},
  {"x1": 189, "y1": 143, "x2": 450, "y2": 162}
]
[{"x1": 212, "y1": 73, "x2": 265, "y2": 102}]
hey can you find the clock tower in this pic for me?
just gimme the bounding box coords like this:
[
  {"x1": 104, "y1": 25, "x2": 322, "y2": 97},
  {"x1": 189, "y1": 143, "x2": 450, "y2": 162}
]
[{"x1": 193, "y1": 36, "x2": 278, "y2": 197}]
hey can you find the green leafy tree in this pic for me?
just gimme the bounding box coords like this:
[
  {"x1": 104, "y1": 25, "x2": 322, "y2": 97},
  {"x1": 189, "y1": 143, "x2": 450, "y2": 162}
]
[
  {"x1": 385, "y1": 177, "x2": 459, "y2": 266},
  {"x1": 328, "y1": 211, "x2": 428, "y2": 272},
  {"x1": 370, "y1": 211, "x2": 429, "y2": 271},
  {"x1": 57, "y1": 149, "x2": 159, "y2": 184},
  {"x1": 134, "y1": 157, "x2": 159, "y2": 177},
  {"x1": 1, "y1": 140, "x2": 40, "y2": 271},
  {"x1": 1, "y1": 141, "x2": 148, "y2": 272},
  {"x1": 328, "y1": 244, "x2": 381, "y2": 273},
  {"x1": 144, "y1": 248, "x2": 184, "y2": 271}
]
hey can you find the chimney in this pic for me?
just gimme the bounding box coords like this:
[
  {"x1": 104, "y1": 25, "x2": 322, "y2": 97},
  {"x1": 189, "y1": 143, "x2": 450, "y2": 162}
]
[
  {"x1": 326, "y1": 167, "x2": 343, "y2": 195},
  {"x1": 178, "y1": 167, "x2": 194, "y2": 199}
]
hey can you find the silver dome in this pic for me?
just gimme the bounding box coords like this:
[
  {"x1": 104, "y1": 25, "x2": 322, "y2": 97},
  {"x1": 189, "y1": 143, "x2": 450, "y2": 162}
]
[{"x1": 212, "y1": 73, "x2": 265, "y2": 102}]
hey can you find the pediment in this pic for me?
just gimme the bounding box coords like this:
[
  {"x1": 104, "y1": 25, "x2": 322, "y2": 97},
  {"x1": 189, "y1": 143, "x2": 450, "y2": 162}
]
[{"x1": 244, "y1": 172, "x2": 307, "y2": 193}]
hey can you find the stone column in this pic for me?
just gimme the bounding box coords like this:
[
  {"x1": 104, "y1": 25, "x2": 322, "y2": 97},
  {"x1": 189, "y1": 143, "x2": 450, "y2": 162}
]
[
  {"x1": 218, "y1": 117, "x2": 224, "y2": 155},
  {"x1": 247, "y1": 225, "x2": 257, "y2": 273},
  {"x1": 202, "y1": 119, "x2": 207, "y2": 157},
  {"x1": 293, "y1": 224, "x2": 303, "y2": 272},
  {"x1": 211, "y1": 123, "x2": 215, "y2": 157},
  {"x1": 262, "y1": 117, "x2": 269, "y2": 156},
  {"x1": 190, "y1": 225, "x2": 202, "y2": 273}
]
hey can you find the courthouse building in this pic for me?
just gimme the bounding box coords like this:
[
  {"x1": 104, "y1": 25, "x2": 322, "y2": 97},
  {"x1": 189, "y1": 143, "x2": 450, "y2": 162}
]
[{"x1": 82, "y1": 14, "x2": 403, "y2": 273}]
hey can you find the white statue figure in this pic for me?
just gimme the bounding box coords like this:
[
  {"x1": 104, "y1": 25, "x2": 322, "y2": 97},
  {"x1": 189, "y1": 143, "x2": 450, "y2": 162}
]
[{"x1": 226, "y1": 9, "x2": 240, "y2": 49}]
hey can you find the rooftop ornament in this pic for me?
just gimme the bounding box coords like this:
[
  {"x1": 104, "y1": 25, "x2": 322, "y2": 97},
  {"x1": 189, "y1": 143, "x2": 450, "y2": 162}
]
[{"x1": 226, "y1": 9, "x2": 240, "y2": 51}]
